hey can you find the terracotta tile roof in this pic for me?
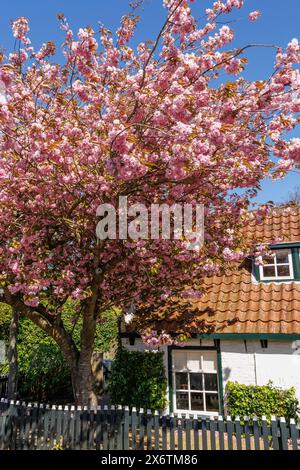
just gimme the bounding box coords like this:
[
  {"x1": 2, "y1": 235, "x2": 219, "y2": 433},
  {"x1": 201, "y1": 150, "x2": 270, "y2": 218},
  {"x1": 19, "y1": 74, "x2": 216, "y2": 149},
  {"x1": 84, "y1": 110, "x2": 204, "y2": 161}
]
[
  {"x1": 245, "y1": 206, "x2": 300, "y2": 243},
  {"x1": 151, "y1": 264, "x2": 300, "y2": 334},
  {"x1": 139, "y1": 207, "x2": 300, "y2": 335}
]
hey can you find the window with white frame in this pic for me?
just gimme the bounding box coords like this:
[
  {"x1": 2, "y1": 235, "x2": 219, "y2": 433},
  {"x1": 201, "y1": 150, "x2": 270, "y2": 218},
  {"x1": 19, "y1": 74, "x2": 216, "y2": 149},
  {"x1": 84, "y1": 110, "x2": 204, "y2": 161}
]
[
  {"x1": 259, "y1": 249, "x2": 294, "y2": 281},
  {"x1": 172, "y1": 350, "x2": 219, "y2": 413}
]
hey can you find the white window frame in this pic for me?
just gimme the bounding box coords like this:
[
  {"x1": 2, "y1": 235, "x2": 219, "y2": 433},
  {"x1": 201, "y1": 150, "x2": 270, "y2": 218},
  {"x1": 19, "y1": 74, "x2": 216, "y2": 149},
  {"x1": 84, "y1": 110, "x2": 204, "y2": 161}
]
[
  {"x1": 172, "y1": 349, "x2": 220, "y2": 416},
  {"x1": 259, "y1": 249, "x2": 294, "y2": 281}
]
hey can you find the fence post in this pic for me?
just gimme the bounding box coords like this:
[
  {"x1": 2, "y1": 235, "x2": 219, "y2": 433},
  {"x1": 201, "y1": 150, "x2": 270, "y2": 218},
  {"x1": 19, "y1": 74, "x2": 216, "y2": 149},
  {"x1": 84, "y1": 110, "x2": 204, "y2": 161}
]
[
  {"x1": 123, "y1": 406, "x2": 129, "y2": 450},
  {"x1": 76, "y1": 406, "x2": 83, "y2": 450},
  {"x1": 289, "y1": 418, "x2": 299, "y2": 451},
  {"x1": 95, "y1": 405, "x2": 102, "y2": 450},
  {"x1": 261, "y1": 415, "x2": 269, "y2": 450},
  {"x1": 234, "y1": 416, "x2": 242, "y2": 450},
  {"x1": 210, "y1": 416, "x2": 216, "y2": 450},
  {"x1": 185, "y1": 414, "x2": 192, "y2": 450},
  {"x1": 131, "y1": 407, "x2": 137, "y2": 450},
  {"x1": 49, "y1": 405, "x2": 57, "y2": 450},
  {"x1": 102, "y1": 405, "x2": 108, "y2": 450},
  {"x1": 36, "y1": 403, "x2": 45, "y2": 450},
  {"x1": 116, "y1": 405, "x2": 123, "y2": 450},
  {"x1": 271, "y1": 415, "x2": 279, "y2": 450},
  {"x1": 218, "y1": 415, "x2": 225, "y2": 450},
  {"x1": 154, "y1": 410, "x2": 159, "y2": 450},
  {"x1": 201, "y1": 417, "x2": 208, "y2": 450},
  {"x1": 109, "y1": 405, "x2": 116, "y2": 450},
  {"x1": 23, "y1": 402, "x2": 33, "y2": 450},
  {"x1": 279, "y1": 417, "x2": 288, "y2": 450},
  {"x1": 252, "y1": 416, "x2": 260, "y2": 450},
  {"x1": 30, "y1": 402, "x2": 39, "y2": 450},
  {"x1": 62, "y1": 405, "x2": 70, "y2": 449},
  {"x1": 226, "y1": 416, "x2": 233, "y2": 450},
  {"x1": 42, "y1": 404, "x2": 50, "y2": 450},
  {"x1": 193, "y1": 414, "x2": 199, "y2": 451},
  {"x1": 147, "y1": 409, "x2": 153, "y2": 451},
  {"x1": 177, "y1": 413, "x2": 183, "y2": 450},
  {"x1": 140, "y1": 408, "x2": 146, "y2": 451},
  {"x1": 161, "y1": 411, "x2": 167, "y2": 450},
  {"x1": 244, "y1": 416, "x2": 251, "y2": 450}
]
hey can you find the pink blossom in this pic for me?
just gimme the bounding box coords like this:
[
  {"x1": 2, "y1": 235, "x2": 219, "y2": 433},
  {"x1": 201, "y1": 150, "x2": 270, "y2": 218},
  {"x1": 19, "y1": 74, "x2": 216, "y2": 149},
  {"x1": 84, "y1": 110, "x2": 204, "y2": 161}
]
[
  {"x1": 287, "y1": 38, "x2": 300, "y2": 54},
  {"x1": 12, "y1": 17, "x2": 29, "y2": 40},
  {"x1": 248, "y1": 10, "x2": 261, "y2": 22},
  {"x1": 223, "y1": 247, "x2": 244, "y2": 262}
]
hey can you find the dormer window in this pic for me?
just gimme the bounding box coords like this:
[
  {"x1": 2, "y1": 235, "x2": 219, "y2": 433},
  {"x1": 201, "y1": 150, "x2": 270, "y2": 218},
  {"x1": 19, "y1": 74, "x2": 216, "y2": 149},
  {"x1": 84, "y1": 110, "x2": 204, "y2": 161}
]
[{"x1": 259, "y1": 249, "x2": 294, "y2": 281}]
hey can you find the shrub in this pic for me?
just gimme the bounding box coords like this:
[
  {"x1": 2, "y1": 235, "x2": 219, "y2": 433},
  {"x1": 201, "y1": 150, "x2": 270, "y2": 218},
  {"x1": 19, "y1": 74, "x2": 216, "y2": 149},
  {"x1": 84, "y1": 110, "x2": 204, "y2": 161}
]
[
  {"x1": 109, "y1": 348, "x2": 167, "y2": 410},
  {"x1": 225, "y1": 381, "x2": 299, "y2": 423},
  {"x1": 17, "y1": 318, "x2": 73, "y2": 403},
  {"x1": 0, "y1": 303, "x2": 12, "y2": 341}
]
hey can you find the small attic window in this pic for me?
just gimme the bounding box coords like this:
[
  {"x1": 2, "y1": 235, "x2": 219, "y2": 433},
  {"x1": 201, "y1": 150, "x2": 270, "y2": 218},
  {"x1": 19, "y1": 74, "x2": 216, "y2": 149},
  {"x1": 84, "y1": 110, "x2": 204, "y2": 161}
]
[{"x1": 259, "y1": 249, "x2": 294, "y2": 281}]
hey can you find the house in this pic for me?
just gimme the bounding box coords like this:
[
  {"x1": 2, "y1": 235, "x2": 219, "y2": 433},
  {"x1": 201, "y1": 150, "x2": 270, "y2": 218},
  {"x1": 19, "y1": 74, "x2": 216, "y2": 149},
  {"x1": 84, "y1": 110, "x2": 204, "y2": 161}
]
[{"x1": 121, "y1": 206, "x2": 300, "y2": 416}]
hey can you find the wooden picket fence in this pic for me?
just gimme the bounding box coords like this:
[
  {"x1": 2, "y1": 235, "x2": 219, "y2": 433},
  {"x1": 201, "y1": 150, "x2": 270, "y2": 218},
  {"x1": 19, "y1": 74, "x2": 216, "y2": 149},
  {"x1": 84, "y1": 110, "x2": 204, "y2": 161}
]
[
  {"x1": 0, "y1": 398, "x2": 299, "y2": 450},
  {"x1": 0, "y1": 376, "x2": 8, "y2": 399}
]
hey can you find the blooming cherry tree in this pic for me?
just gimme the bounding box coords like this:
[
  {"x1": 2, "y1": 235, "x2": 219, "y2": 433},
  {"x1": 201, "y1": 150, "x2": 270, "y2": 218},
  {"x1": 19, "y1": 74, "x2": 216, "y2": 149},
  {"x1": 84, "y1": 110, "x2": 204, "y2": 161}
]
[{"x1": 0, "y1": 0, "x2": 300, "y2": 404}]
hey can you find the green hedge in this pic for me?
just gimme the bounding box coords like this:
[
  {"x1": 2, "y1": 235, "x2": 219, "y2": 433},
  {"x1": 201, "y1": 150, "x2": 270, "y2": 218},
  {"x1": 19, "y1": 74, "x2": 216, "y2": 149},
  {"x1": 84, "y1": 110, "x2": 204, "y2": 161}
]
[
  {"x1": 17, "y1": 318, "x2": 73, "y2": 402},
  {"x1": 0, "y1": 303, "x2": 12, "y2": 341},
  {"x1": 225, "y1": 381, "x2": 299, "y2": 423},
  {"x1": 108, "y1": 348, "x2": 167, "y2": 410}
]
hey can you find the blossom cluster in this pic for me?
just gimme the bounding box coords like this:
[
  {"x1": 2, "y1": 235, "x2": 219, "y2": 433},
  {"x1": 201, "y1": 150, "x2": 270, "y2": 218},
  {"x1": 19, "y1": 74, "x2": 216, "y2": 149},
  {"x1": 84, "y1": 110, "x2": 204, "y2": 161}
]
[
  {"x1": 0, "y1": 1, "x2": 299, "y2": 332},
  {"x1": 141, "y1": 330, "x2": 177, "y2": 349}
]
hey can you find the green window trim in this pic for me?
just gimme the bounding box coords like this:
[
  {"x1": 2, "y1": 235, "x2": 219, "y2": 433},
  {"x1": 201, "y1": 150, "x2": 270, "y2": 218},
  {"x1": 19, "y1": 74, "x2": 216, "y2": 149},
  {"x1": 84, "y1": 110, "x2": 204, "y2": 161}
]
[
  {"x1": 253, "y1": 246, "x2": 300, "y2": 283},
  {"x1": 167, "y1": 345, "x2": 224, "y2": 415}
]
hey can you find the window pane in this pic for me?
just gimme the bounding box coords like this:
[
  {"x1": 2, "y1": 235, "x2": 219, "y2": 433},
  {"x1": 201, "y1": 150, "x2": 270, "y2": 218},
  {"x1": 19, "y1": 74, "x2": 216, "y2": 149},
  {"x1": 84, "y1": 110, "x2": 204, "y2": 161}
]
[
  {"x1": 187, "y1": 352, "x2": 201, "y2": 372},
  {"x1": 205, "y1": 393, "x2": 219, "y2": 412},
  {"x1": 190, "y1": 373, "x2": 203, "y2": 390},
  {"x1": 173, "y1": 351, "x2": 188, "y2": 371},
  {"x1": 204, "y1": 373, "x2": 218, "y2": 391},
  {"x1": 176, "y1": 392, "x2": 189, "y2": 410},
  {"x1": 263, "y1": 266, "x2": 276, "y2": 277},
  {"x1": 191, "y1": 392, "x2": 204, "y2": 411},
  {"x1": 176, "y1": 373, "x2": 188, "y2": 390},
  {"x1": 263, "y1": 253, "x2": 275, "y2": 264},
  {"x1": 276, "y1": 251, "x2": 289, "y2": 264},
  {"x1": 202, "y1": 351, "x2": 217, "y2": 372},
  {"x1": 277, "y1": 265, "x2": 290, "y2": 277}
]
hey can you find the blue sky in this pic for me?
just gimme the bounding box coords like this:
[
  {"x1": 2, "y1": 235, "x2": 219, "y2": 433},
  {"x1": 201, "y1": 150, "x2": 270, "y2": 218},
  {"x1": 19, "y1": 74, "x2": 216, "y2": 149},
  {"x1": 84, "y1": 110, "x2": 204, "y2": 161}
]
[{"x1": 0, "y1": 0, "x2": 299, "y2": 204}]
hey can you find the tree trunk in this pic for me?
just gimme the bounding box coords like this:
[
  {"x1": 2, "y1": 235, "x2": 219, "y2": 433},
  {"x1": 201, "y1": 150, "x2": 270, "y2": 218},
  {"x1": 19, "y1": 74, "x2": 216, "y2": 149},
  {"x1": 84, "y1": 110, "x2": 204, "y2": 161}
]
[
  {"x1": 6, "y1": 293, "x2": 104, "y2": 407},
  {"x1": 7, "y1": 307, "x2": 19, "y2": 400},
  {"x1": 71, "y1": 357, "x2": 99, "y2": 408},
  {"x1": 91, "y1": 351, "x2": 104, "y2": 397}
]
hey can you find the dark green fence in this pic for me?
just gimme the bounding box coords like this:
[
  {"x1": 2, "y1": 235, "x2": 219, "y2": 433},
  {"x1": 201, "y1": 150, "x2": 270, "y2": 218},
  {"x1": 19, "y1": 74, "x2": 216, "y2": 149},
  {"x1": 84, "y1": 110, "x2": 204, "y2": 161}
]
[
  {"x1": 0, "y1": 376, "x2": 8, "y2": 399},
  {"x1": 0, "y1": 398, "x2": 299, "y2": 450}
]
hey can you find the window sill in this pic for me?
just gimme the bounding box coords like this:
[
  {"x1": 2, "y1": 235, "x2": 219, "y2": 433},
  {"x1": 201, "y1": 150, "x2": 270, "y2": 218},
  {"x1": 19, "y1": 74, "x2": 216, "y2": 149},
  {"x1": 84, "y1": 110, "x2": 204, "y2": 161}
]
[{"x1": 173, "y1": 410, "x2": 219, "y2": 418}]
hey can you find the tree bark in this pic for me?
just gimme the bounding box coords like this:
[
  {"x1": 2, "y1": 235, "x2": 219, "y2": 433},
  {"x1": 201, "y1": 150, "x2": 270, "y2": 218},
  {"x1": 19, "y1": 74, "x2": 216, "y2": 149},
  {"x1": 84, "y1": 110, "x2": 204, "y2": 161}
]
[
  {"x1": 91, "y1": 351, "x2": 104, "y2": 397},
  {"x1": 71, "y1": 356, "x2": 99, "y2": 408},
  {"x1": 7, "y1": 307, "x2": 19, "y2": 400}
]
